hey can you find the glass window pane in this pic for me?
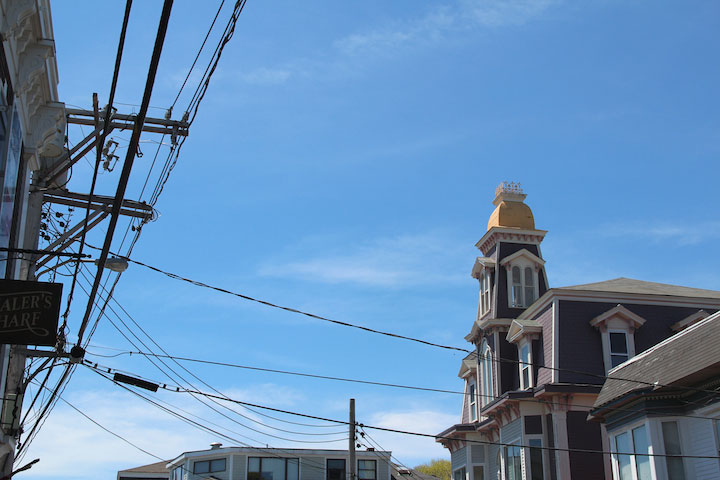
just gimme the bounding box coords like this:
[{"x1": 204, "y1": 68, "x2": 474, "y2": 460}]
[
  {"x1": 473, "y1": 466, "x2": 484, "y2": 480},
  {"x1": 249, "y1": 458, "x2": 262, "y2": 480},
  {"x1": 210, "y1": 459, "x2": 226, "y2": 472},
  {"x1": 327, "y1": 459, "x2": 346, "y2": 480},
  {"x1": 512, "y1": 285, "x2": 523, "y2": 307},
  {"x1": 525, "y1": 267, "x2": 534, "y2": 286},
  {"x1": 262, "y1": 458, "x2": 285, "y2": 480},
  {"x1": 611, "y1": 354, "x2": 629, "y2": 368},
  {"x1": 512, "y1": 446, "x2": 522, "y2": 480},
  {"x1": 525, "y1": 286, "x2": 534, "y2": 305},
  {"x1": 615, "y1": 432, "x2": 633, "y2": 480},
  {"x1": 194, "y1": 461, "x2": 209, "y2": 474},
  {"x1": 610, "y1": 333, "x2": 628, "y2": 354},
  {"x1": 288, "y1": 459, "x2": 299, "y2": 480},
  {"x1": 632, "y1": 425, "x2": 651, "y2": 480},
  {"x1": 662, "y1": 422, "x2": 685, "y2": 480},
  {"x1": 529, "y1": 439, "x2": 544, "y2": 480},
  {"x1": 512, "y1": 266, "x2": 521, "y2": 284},
  {"x1": 359, "y1": 460, "x2": 376, "y2": 480},
  {"x1": 453, "y1": 467, "x2": 466, "y2": 480}
]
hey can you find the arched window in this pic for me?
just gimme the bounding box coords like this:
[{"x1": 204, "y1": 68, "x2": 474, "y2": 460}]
[
  {"x1": 508, "y1": 263, "x2": 538, "y2": 308},
  {"x1": 480, "y1": 340, "x2": 494, "y2": 407},
  {"x1": 511, "y1": 267, "x2": 523, "y2": 307},
  {"x1": 524, "y1": 267, "x2": 535, "y2": 305}
]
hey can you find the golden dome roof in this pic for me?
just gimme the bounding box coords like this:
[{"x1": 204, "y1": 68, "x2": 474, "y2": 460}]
[
  {"x1": 487, "y1": 182, "x2": 535, "y2": 231},
  {"x1": 487, "y1": 201, "x2": 535, "y2": 230}
]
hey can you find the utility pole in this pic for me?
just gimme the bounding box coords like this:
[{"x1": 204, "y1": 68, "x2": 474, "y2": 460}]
[{"x1": 349, "y1": 398, "x2": 356, "y2": 480}]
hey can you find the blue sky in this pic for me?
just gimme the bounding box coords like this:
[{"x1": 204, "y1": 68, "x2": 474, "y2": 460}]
[{"x1": 21, "y1": 1, "x2": 720, "y2": 479}]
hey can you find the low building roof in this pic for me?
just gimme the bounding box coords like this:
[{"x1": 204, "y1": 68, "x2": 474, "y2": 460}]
[
  {"x1": 391, "y1": 463, "x2": 440, "y2": 480},
  {"x1": 118, "y1": 460, "x2": 169, "y2": 474},
  {"x1": 592, "y1": 310, "x2": 720, "y2": 411},
  {"x1": 562, "y1": 277, "x2": 720, "y2": 299}
]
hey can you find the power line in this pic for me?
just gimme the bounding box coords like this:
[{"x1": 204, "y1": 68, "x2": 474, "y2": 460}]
[
  {"x1": 78, "y1": 246, "x2": 720, "y2": 399},
  {"x1": 170, "y1": 0, "x2": 226, "y2": 109},
  {"x1": 70, "y1": 262, "x2": 351, "y2": 443},
  {"x1": 92, "y1": 369, "x2": 720, "y2": 460},
  {"x1": 86, "y1": 350, "x2": 466, "y2": 396},
  {"x1": 91, "y1": 368, "x2": 343, "y2": 476},
  {"x1": 83, "y1": 353, "x2": 720, "y2": 422},
  {"x1": 76, "y1": 0, "x2": 175, "y2": 347},
  {"x1": 59, "y1": 0, "x2": 133, "y2": 333},
  {"x1": 83, "y1": 244, "x2": 469, "y2": 353}
]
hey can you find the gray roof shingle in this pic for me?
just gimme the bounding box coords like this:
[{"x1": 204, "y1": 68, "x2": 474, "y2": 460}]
[
  {"x1": 593, "y1": 310, "x2": 720, "y2": 409},
  {"x1": 561, "y1": 277, "x2": 720, "y2": 299}
]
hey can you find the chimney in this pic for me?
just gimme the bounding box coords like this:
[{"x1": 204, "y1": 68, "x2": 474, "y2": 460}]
[{"x1": 210, "y1": 442, "x2": 222, "y2": 450}]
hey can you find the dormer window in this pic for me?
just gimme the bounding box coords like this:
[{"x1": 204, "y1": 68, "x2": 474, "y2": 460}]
[
  {"x1": 590, "y1": 305, "x2": 646, "y2": 373},
  {"x1": 511, "y1": 266, "x2": 535, "y2": 307},
  {"x1": 500, "y1": 249, "x2": 544, "y2": 309},
  {"x1": 609, "y1": 331, "x2": 629, "y2": 368}
]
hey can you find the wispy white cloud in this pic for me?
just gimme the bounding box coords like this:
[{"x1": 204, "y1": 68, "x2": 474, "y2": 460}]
[
  {"x1": 259, "y1": 232, "x2": 469, "y2": 288},
  {"x1": 365, "y1": 409, "x2": 457, "y2": 464},
  {"x1": 601, "y1": 220, "x2": 720, "y2": 246},
  {"x1": 335, "y1": 0, "x2": 557, "y2": 57},
  {"x1": 237, "y1": 0, "x2": 559, "y2": 86}
]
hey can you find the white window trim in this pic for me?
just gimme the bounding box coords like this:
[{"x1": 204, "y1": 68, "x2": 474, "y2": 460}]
[
  {"x1": 505, "y1": 260, "x2": 539, "y2": 309},
  {"x1": 524, "y1": 435, "x2": 547, "y2": 480},
  {"x1": 590, "y1": 305, "x2": 645, "y2": 374},
  {"x1": 518, "y1": 340, "x2": 533, "y2": 390},
  {"x1": 607, "y1": 329, "x2": 634, "y2": 370},
  {"x1": 480, "y1": 340, "x2": 494, "y2": 408},
  {"x1": 468, "y1": 380, "x2": 478, "y2": 422},
  {"x1": 610, "y1": 419, "x2": 657, "y2": 480}
]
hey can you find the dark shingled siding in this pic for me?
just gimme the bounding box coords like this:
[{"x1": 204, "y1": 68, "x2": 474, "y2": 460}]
[
  {"x1": 499, "y1": 335, "x2": 519, "y2": 393},
  {"x1": 567, "y1": 411, "x2": 605, "y2": 480},
  {"x1": 558, "y1": 301, "x2": 718, "y2": 384}
]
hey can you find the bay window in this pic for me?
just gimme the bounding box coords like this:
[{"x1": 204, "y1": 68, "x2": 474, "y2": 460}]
[
  {"x1": 613, "y1": 424, "x2": 652, "y2": 480},
  {"x1": 661, "y1": 421, "x2": 685, "y2": 480}
]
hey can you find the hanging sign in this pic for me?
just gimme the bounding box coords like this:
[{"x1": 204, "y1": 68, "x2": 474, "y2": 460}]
[{"x1": 0, "y1": 279, "x2": 62, "y2": 346}]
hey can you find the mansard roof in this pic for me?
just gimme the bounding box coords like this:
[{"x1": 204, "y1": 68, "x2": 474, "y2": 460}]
[
  {"x1": 562, "y1": 277, "x2": 720, "y2": 299},
  {"x1": 591, "y1": 310, "x2": 720, "y2": 413}
]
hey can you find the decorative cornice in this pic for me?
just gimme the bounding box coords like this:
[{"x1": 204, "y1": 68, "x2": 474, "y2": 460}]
[{"x1": 475, "y1": 227, "x2": 547, "y2": 256}]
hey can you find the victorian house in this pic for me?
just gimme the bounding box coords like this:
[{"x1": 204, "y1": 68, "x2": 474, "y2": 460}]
[{"x1": 437, "y1": 183, "x2": 720, "y2": 480}]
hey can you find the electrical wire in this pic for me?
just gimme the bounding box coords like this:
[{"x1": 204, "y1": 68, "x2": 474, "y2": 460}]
[
  {"x1": 91, "y1": 368, "x2": 343, "y2": 475},
  {"x1": 99, "y1": 374, "x2": 719, "y2": 461},
  {"x1": 71, "y1": 262, "x2": 350, "y2": 442},
  {"x1": 61, "y1": 0, "x2": 133, "y2": 333},
  {"x1": 83, "y1": 353, "x2": 720, "y2": 423},
  {"x1": 170, "y1": 0, "x2": 226, "y2": 109},
  {"x1": 83, "y1": 244, "x2": 469, "y2": 353},
  {"x1": 78, "y1": 245, "x2": 720, "y2": 398}
]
